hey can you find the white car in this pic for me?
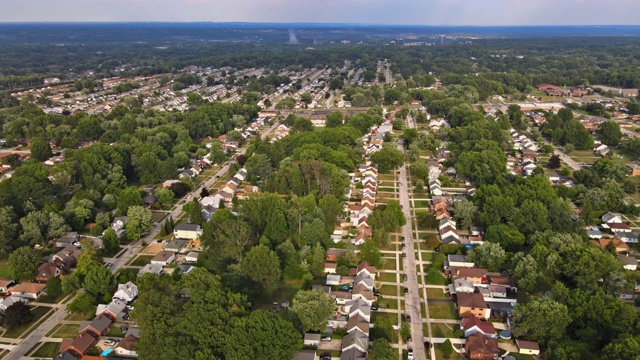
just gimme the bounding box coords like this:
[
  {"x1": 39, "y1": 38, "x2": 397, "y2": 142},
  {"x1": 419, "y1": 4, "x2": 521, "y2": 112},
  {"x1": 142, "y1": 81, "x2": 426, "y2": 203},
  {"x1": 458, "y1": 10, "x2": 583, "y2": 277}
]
[
  {"x1": 408, "y1": 347, "x2": 414, "y2": 360},
  {"x1": 104, "y1": 339, "x2": 116, "y2": 346}
]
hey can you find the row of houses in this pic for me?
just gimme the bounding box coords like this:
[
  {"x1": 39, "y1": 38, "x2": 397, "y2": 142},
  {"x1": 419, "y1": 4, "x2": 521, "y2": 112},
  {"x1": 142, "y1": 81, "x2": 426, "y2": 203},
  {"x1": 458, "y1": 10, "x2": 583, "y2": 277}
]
[
  {"x1": 57, "y1": 282, "x2": 140, "y2": 359},
  {"x1": 318, "y1": 261, "x2": 379, "y2": 360},
  {"x1": 347, "y1": 165, "x2": 379, "y2": 246}
]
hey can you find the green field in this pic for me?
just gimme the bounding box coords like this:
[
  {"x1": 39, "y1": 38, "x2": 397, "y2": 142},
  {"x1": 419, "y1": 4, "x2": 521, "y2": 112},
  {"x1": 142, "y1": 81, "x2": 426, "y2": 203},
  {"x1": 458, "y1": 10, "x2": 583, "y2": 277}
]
[
  {"x1": 129, "y1": 255, "x2": 154, "y2": 266},
  {"x1": 29, "y1": 342, "x2": 60, "y2": 358},
  {"x1": 50, "y1": 323, "x2": 80, "y2": 338}
]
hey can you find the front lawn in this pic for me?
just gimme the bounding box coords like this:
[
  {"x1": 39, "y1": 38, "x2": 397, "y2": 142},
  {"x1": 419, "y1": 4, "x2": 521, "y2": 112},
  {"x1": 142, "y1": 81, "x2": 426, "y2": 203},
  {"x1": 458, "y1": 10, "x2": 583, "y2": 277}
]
[
  {"x1": 50, "y1": 323, "x2": 80, "y2": 338},
  {"x1": 379, "y1": 285, "x2": 398, "y2": 297},
  {"x1": 426, "y1": 288, "x2": 448, "y2": 299},
  {"x1": 129, "y1": 255, "x2": 154, "y2": 266},
  {"x1": 380, "y1": 272, "x2": 398, "y2": 283},
  {"x1": 29, "y1": 342, "x2": 60, "y2": 358},
  {"x1": 431, "y1": 323, "x2": 458, "y2": 338},
  {"x1": 428, "y1": 302, "x2": 459, "y2": 320}
]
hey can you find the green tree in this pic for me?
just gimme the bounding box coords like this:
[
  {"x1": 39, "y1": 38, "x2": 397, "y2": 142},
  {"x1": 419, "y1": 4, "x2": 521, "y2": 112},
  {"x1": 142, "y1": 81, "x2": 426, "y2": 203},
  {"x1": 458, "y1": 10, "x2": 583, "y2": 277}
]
[
  {"x1": 29, "y1": 138, "x2": 53, "y2": 162},
  {"x1": 511, "y1": 252, "x2": 542, "y2": 293},
  {"x1": 602, "y1": 335, "x2": 640, "y2": 360},
  {"x1": 83, "y1": 267, "x2": 112, "y2": 296},
  {"x1": 46, "y1": 276, "x2": 62, "y2": 298},
  {"x1": 310, "y1": 242, "x2": 326, "y2": 278},
  {"x1": 368, "y1": 339, "x2": 396, "y2": 360},
  {"x1": 75, "y1": 243, "x2": 102, "y2": 277},
  {"x1": 467, "y1": 242, "x2": 505, "y2": 272},
  {"x1": 102, "y1": 227, "x2": 120, "y2": 253},
  {"x1": 117, "y1": 186, "x2": 143, "y2": 214},
  {"x1": 224, "y1": 310, "x2": 302, "y2": 360},
  {"x1": 8, "y1": 246, "x2": 40, "y2": 280},
  {"x1": 359, "y1": 239, "x2": 385, "y2": 268},
  {"x1": 326, "y1": 112, "x2": 343, "y2": 128},
  {"x1": 3, "y1": 302, "x2": 32, "y2": 328},
  {"x1": 511, "y1": 297, "x2": 571, "y2": 346},
  {"x1": 547, "y1": 155, "x2": 561, "y2": 169},
  {"x1": 382, "y1": 201, "x2": 406, "y2": 231},
  {"x1": 241, "y1": 245, "x2": 281, "y2": 296},
  {"x1": 441, "y1": 339, "x2": 454, "y2": 358},
  {"x1": 291, "y1": 289, "x2": 334, "y2": 332},
  {"x1": 485, "y1": 224, "x2": 525, "y2": 251},
  {"x1": 125, "y1": 206, "x2": 153, "y2": 240},
  {"x1": 409, "y1": 162, "x2": 429, "y2": 180},
  {"x1": 155, "y1": 188, "x2": 175, "y2": 204},
  {"x1": 399, "y1": 322, "x2": 411, "y2": 341},
  {"x1": 453, "y1": 200, "x2": 477, "y2": 230},
  {"x1": 66, "y1": 290, "x2": 96, "y2": 314},
  {"x1": 597, "y1": 121, "x2": 623, "y2": 146},
  {"x1": 300, "y1": 218, "x2": 328, "y2": 248},
  {"x1": 291, "y1": 117, "x2": 313, "y2": 133},
  {"x1": 245, "y1": 153, "x2": 273, "y2": 180},
  {"x1": 61, "y1": 273, "x2": 81, "y2": 295},
  {"x1": 370, "y1": 146, "x2": 404, "y2": 173}
]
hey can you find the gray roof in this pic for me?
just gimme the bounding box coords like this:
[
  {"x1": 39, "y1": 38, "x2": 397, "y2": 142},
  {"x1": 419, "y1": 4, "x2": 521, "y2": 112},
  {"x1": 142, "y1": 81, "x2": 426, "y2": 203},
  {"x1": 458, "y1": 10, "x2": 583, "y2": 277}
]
[
  {"x1": 165, "y1": 239, "x2": 186, "y2": 251},
  {"x1": 448, "y1": 254, "x2": 468, "y2": 263},
  {"x1": 293, "y1": 350, "x2": 317, "y2": 360},
  {"x1": 174, "y1": 223, "x2": 201, "y2": 231},
  {"x1": 304, "y1": 333, "x2": 322, "y2": 341},
  {"x1": 340, "y1": 348, "x2": 367, "y2": 360},
  {"x1": 88, "y1": 315, "x2": 111, "y2": 333}
]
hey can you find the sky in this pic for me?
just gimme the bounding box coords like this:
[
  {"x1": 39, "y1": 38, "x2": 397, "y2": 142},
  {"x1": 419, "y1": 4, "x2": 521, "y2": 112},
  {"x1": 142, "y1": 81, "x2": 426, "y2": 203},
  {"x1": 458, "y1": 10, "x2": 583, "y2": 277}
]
[{"x1": 1, "y1": 0, "x2": 639, "y2": 26}]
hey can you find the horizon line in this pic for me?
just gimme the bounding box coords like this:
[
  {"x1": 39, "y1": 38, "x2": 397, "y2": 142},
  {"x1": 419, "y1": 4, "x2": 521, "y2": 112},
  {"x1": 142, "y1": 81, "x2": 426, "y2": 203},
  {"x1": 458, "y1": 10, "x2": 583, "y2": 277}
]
[{"x1": 0, "y1": 21, "x2": 638, "y2": 27}]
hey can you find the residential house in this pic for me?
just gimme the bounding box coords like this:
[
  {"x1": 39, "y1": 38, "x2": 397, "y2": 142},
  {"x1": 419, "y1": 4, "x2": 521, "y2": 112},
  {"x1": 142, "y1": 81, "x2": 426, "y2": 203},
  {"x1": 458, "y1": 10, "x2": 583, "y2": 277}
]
[
  {"x1": 346, "y1": 314, "x2": 370, "y2": 336},
  {"x1": 9, "y1": 282, "x2": 46, "y2": 299},
  {"x1": 36, "y1": 263, "x2": 61, "y2": 283},
  {"x1": 81, "y1": 315, "x2": 112, "y2": 338},
  {"x1": 594, "y1": 144, "x2": 609, "y2": 157},
  {"x1": 354, "y1": 272, "x2": 374, "y2": 291},
  {"x1": 448, "y1": 278, "x2": 475, "y2": 295},
  {"x1": 461, "y1": 315, "x2": 496, "y2": 338},
  {"x1": 351, "y1": 284, "x2": 375, "y2": 306},
  {"x1": 438, "y1": 218, "x2": 456, "y2": 231},
  {"x1": 591, "y1": 238, "x2": 631, "y2": 253},
  {"x1": 0, "y1": 296, "x2": 28, "y2": 312},
  {"x1": 63, "y1": 332, "x2": 97, "y2": 358},
  {"x1": 446, "y1": 254, "x2": 474, "y2": 269},
  {"x1": 151, "y1": 251, "x2": 176, "y2": 266},
  {"x1": 602, "y1": 212, "x2": 622, "y2": 224},
  {"x1": 51, "y1": 246, "x2": 81, "y2": 272},
  {"x1": 113, "y1": 282, "x2": 138, "y2": 303},
  {"x1": 339, "y1": 348, "x2": 367, "y2": 360},
  {"x1": 465, "y1": 333, "x2": 500, "y2": 360},
  {"x1": 618, "y1": 255, "x2": 638, "y2": 271},
  {"x1": 449, "y1": 267, "x2": 488, "y2": 285},
  {"x1": 96, "y1": 299, "x2": 127, "y2": 320},
  {"x1": 0, "y1": 279, "x2": 14, "y2": 293},
  {"x1": 115, "y1": 331, "x2": 140, "y2": 358},
  {"x1": 143, "y1": 193, "x2": 157, "y2": 208},
  {"x1": 348, "y1": 261, "x2": 378, "y2": 279},
  {"x1": 164, "y1": 239, "x2": 187, "y2": 253},
  {"x1": 605, "y1": 222, "x2": 632, "y2": 233},
  {"x1": 326, "y1": 274, "x2": 341, "y2": 286},
  {"x1": 627, "y1": 162, "x2": 640, "y2": 176},
  {"x1": 457, "y1": 292, "x2": 491, "y2": 319},
  {"x1": 616, "y1": 231, "x2": 639, "y2": 243},
  {"x1": 55, "y1": 232, "x2": 79, "y2": 248},
  {"x1": 326, "y1": 249, "x2": 345, "y2": 262},
  {"x1": 345, "y1": 298, "x2": 371, "y2": 322},
  {"x1": 324, "y1": 263, "x2": 337, "y2": 274},
  {"x1": 108, "y1": 216, "x2": 127, "y2": 238},
  {"x1": 516, "y1": 339, "x2": 541, "y2": 356},
  {"x1": 137, "y1": 263, "x2": 163, "y2": 277},
  {"x1": 173, "y1": 223, "x2": 203, "y2": 240},
  {"x1": 185, "y1": 251, "x2": 200, "y2": 263},
  {"x1": 293, "y1": 350, "x2": 317, "y2": 360},
  {"x1": 341, "y1": 329, "x2": 369, "y2": 353},
  {"x1": 304, "y1": 333, "x2": 321, "y2": 347}
]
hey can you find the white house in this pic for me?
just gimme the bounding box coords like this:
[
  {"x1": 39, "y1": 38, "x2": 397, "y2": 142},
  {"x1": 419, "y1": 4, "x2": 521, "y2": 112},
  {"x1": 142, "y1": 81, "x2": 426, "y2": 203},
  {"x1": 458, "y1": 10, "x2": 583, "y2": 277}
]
[
  {"x1": 151, "y1": 251, "x2": 176, "y2": 266},
  {"x1": 173, "y1": 223, "x2": 203, "y2": 240},
  {"x1": 137, "y1": 263, "x2": 163, "y2": 277},
  {"x1": 113, "y1": 282, "x2": 138, "y2": 303},
  {"x1": 0, "y1": 296, "x2": 28, "y2": 312},
  {"x1": 602, "y1": 212, "x2": 622, "y2": 224},
  {"x1": 185, "y1": 251, "x2": 200, "y2": 263},
  {"x1": 115, "y1": 329, "x2": 140, "y2": 358},
  {"x1": 516, "y1": 340, "x2": 541, "y2": 356}
]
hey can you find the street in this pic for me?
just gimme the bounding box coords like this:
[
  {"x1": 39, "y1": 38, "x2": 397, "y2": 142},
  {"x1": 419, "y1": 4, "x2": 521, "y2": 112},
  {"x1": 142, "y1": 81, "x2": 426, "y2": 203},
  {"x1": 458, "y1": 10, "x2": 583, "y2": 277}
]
[{"x1": 397, "y1": 140, "x2": 429, "y2": 360}]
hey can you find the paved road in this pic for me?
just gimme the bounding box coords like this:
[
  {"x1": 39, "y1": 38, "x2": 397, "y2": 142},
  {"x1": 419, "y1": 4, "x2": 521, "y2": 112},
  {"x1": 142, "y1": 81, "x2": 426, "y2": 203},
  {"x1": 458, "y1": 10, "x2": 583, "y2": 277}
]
[
  {"x1": 5, "y1": 300, "x2": 71, "y2": 360},
  {"x1": 5, "y1": 120, "x2": 281, "y2": 360},
  {"x1": 541, "y1": 139, "x2": 582, "y2": 171},
  {"x1": 397, "y1": 142, "x2": 428, "y2": 360}
]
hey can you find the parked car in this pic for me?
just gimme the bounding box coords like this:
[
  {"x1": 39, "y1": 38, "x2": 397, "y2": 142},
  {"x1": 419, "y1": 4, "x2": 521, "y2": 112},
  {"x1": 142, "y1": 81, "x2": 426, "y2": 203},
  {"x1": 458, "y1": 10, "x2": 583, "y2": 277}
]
[
  {"x1": 403, "y1": 274, "x2": 408, "y2": 281},
  {"x1": 401, "y1": 236, "x2": 405, "y2": 241},
  {"x1": 406, "y1": 314, "x2": 411, "y2": 322},
  {"x1": 371, "y1": 305, "x2": 379, "y2": 311},
  {"x1": 408, "y1": 347, "x2": 414, "y2": 360},
  {"x1": 320, "y1": 354, "x2": 331, "y2": 360},
  {"x1": 402, "y1": 253, "x2": 407, "y2": 258},
  {"x1": 404, "y1": 287, "x2": 409, "y2": 294},
  {"x1": 321, "y1": 337, "x2": 331, "y2": 341},
  {"x1": 402, "y1": 243, "x2": 406, "y2": 248},
  {"x1": 104, "y1": 339, "x2": 116, "y2": 346},
  {"x1": 374, "y1": 291, "x2": 381, "y2": 296}
]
